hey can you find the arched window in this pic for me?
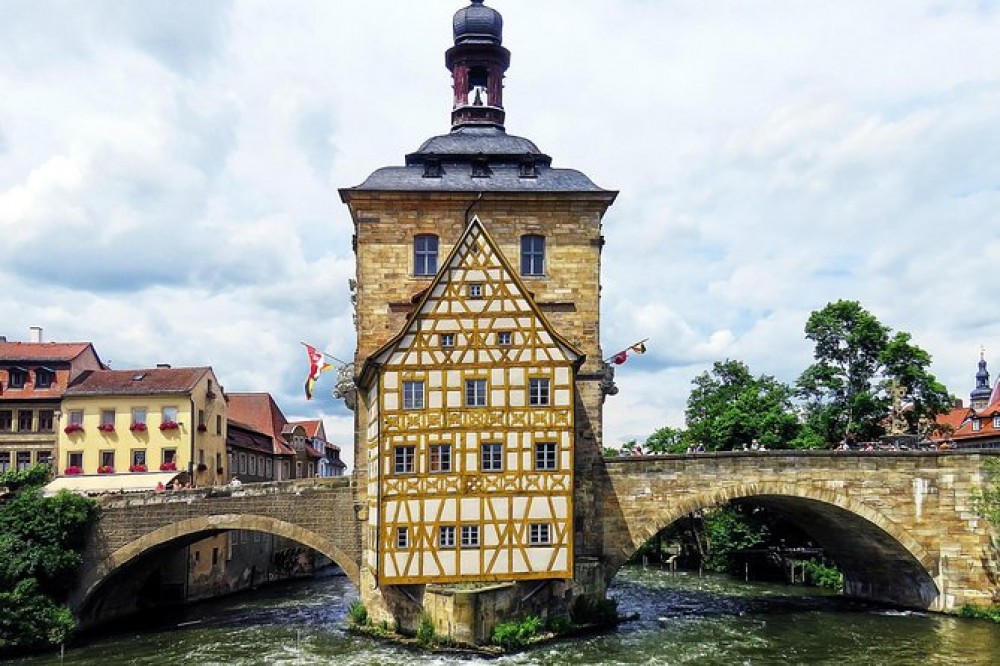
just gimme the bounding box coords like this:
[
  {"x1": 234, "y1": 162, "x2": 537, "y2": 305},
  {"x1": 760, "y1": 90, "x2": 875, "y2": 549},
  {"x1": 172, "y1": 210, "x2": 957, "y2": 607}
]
[
  {"x1": 521, "y1": 234, "x2": 545, "y2": 276},
  {"x1": 414, "y1": 234, "x2": 439, "y2": 276}
]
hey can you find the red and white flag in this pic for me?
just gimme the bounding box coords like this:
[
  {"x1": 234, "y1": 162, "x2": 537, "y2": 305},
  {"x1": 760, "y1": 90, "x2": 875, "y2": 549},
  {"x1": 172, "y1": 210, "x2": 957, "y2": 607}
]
[{"x1": 303, "y1": 343, "x2": 333, "y2": 400}]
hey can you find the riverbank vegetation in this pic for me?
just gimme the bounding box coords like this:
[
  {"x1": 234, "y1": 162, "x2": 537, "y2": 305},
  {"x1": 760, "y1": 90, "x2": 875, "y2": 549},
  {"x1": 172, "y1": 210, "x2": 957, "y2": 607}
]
[
  {"x1": 0, "y1": 465, "x2": 98, "y2": 657},
  {"x1": 969, "y1": 457, "x2": 1000, "y2": 623}
]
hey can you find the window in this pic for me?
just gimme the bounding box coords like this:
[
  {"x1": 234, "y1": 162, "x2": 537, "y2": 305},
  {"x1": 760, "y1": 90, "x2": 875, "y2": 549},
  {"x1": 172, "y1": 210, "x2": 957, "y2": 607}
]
[
  {"x1": 7, "y1": 368, "x2": 27, "y2": 389},
  {"x1": 68, "y1": 410, "x2": 83, "y2": 427},
  {"x1": 414, "y1": 234, "x2": 439, "y2": 276},
  {"x1": 131, "y1": 450, "x2": 146, "y2": 468},
  {"x1": 466, "y1": 379, "x2": 487, "y2": 407},
  {"x1": 216, "y1": 452, "x2": 223, "y2": 472},
  {"x1": 0, "y1": 452, "x2": 9, "y2": 471},
  {"x1": 212, "y1": 548, "x2": 219, "y2": 566},
  {"x1": 521, "y1": 235, "x2": 545, "y2": 276},
  {"x1": 529, "y1": 523, "x2": 551, "y2": 545},
  {"x1": 529, "y1": 378, "x2": 550, "y2": 406},
  {"x1": 535, "y1": 442, "x2": 558, "y2": 471},
  {"x1": 67, "y1": 452, "x2": 82, "y2": 470},
  {"x1": 36, "y1": 451, "x2": 51, "y2": 465},
  {"x1": 18, "y1": 410, "x2": 32, "y2": 432},
  {"x1": 497, "y1": 331, "x2": 512, "y2": 346},
  {"x1": 239, "y1": 453, "x2": 247, "y2": 474},
  {"x1": 38, "y1": 410, "x2": 54, "y2": 432},
  {"x1": 16, "y1": 451, "x2": 31, "y2": 471},
  {"x1": 394, "y1": 445, "x2": 416, "y2": 474},
  {"x1": 199, "y1": 449, "x2": 206, "y2": 465},
  {"x1": 0, "y1": 410, "x2": 11, "y2": 431},
  {"x1": 100, "y1": 451, "x2": 115, "y2": 469},
  {"x1": 439, "y1": 526, "x2": 456, "y2": 548},
  {"x1": 266, "y1": 459, "x2": 274, "y2": 478},
  {"x1": 162, "y1": 406, "x2": 178, "y2": 424},
  {"x1": 429, "y1": 444, "x2": 452, "y2": 473},
  {"x1": 132, "y1": 407, "x2": 147, "y2": 427},
  {"x1": 296, "y1": 461, "x2": 303, "y2": 478},
  {"x1": 973, "y1": 419, "x2": 982, "y2": 432},
  {"x1": 100, "y1": 409, "x2": 115, "y2": 428},
  {"x1": 198, "y1": 409, "x2": 206, "y2": 428},
  {"x1": 481, "y1": 443, "x2": 503, "y2": 472},
  {"x1": 440, "y1": 333, "x2": 455, "y2": 348},
  {"x1": 396, "y1": 527, "x2": 410, "y2": 549},
  {"x1": 461, "y1": 525, "x2": 480, "y2": 548},
  {"x1": 994, "y1": 416, "x2": 1000, "y2": 429},
  {"x1": 467, "y1": 283, "x2": 483, "y2": 299},
  {"x1": 403, "y1": 381, "x2": 425, "y2": 410},
  {"x1": 35, "y1": 368, "x2": 54, "y2": 389},
  {"x1": 163, "y1": 449, "x2": 176, "y2": 464},
  {"x1": 216, "y1": 414, "x2": 223, "y2": 435}
]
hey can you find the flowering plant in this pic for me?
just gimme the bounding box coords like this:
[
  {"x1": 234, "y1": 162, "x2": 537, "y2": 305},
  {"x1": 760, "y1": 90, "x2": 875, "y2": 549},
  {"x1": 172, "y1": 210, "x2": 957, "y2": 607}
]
[
  {"x1": 64, "y1": 466, "x2": 82, "y2": 476},
  {"x1": 130, "y1": 422, "x2": 148, "y2": 432},
  {"x1": 129, "y1": 464, "x2": 148, "y2": 472},
  {"x1": 159, "y1": 420, "x2": 180, "y2": 431},
  {"x1": 64, "y1": 424, "x2": 84, "y2": 434},
  {"x1": 97, "y1": 423, "x2": 115, "y2": 433},
  {"x1": 97, "y1": 465, "x2": 114, "y2": 474},
  {"x1": 159, "y1": 461, "x2": 177, "y2": 471},
  {"x1": 197, "y1": 424, "x2": 208, "y2": 432}
]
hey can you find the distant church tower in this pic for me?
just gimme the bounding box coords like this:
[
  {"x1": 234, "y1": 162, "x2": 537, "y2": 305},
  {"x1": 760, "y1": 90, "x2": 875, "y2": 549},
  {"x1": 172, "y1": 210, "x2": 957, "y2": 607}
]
[
  {"x1": 970, "y1": 351, "x2": 992, "y2": 410},
  {"x1": 340, "y1": 0, "x2": 617, "y2": 639}
]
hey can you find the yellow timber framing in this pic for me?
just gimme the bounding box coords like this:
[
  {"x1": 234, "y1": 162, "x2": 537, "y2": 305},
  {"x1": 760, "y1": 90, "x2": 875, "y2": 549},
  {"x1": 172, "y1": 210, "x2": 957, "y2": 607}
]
[{"x1": 359, "y1": 217, "x2": 581, "y2": 585}]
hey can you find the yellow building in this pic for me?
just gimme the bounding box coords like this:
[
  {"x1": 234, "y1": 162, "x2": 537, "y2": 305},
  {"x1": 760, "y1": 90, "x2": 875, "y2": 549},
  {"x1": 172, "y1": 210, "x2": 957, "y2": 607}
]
[
  {"x1": 358, "y1": 219, "x2": 581, "y2": 585},
  {"x1": 56, "y1": 366, "x2": 227, "y2": 488}
]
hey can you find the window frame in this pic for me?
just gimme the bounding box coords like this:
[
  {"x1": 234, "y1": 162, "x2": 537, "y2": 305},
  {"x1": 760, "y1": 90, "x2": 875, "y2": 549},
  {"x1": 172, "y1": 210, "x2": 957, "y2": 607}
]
[
  {"x1": 520, "y1": 235, "x2": 546, "y2": 276},
  {"x1": 414, "y1": 234, "x2": 439, "y2": 277},
  {"x1": 0, "y1": 452, "x2": 9, "y2": 471},
  {"x1": 403, "y1": 380, "x2": 425, "y2": 410},
  {"x1": 17, "y1": 410, "x2": 33, "y2": 432},
  {"x1": 535, "y1": 442, "x2": 558, "y2": 471},
  {"x1": 440, "y1": 333, "x2": 456, "y2": 348},
  {"x1": 481, "y1": 442, "x2": 504, "y2": 472},
  {"x1": 439, "y1": 525, "x2": 456, "y2": 549},
  {"x1": 68, "y1": 410, "x2": 84, "y2": 426},
  {"x1": 394, "y1": 445, "x2": 416, "y2": 475},
  {"x1": 529, "y1": 523, "x2": 551, "y2": 545},
  {"x1": 38, "y1": 410, "x2": 54, "y2": 432},
  {"x1": 496, "y1": 331, "x2": 512, "y2": 346},
  {"x1": 429, "y1": 444, "x2": 452, "y2": 473},
  {"x1": 396, "y1": 526, "x2": 410, "y2": 550},
  {"x1": 131, "y1": 449, "x2": 147, "y2": 468},
  {"x1": 0, "y1": 410, "x2": 11, "y2": 431},
  {"x1": 529, "y1": 378, "x2": 551, "y2": 407},
  {"x1": 973, "y1": 418, "x2": 982, "y2": 432},
  {"x1": 467, "y1": 283, "x2": 483, "y2": 299},
  {"x1": 7, "y1": 368, "x2": 27, "y2": 390},
  {"x1": 35, "y1": 368, "x2": 54, "y2": 389},
  {"x1": 460, "y1": 525, "x2": 480, "y2": 548},
  {"x1": 465, "y1": 378, "x2": 488, "y2": 407}
]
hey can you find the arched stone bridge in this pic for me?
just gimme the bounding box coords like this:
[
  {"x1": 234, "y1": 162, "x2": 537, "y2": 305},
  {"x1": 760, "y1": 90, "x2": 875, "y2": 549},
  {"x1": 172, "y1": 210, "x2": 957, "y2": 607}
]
[
  {"x1": 594, "y1": 450, "x2": 999, "y2": 611},
  {"x1": 74, "y1": 452, "x2": 999, "y2": 620}
]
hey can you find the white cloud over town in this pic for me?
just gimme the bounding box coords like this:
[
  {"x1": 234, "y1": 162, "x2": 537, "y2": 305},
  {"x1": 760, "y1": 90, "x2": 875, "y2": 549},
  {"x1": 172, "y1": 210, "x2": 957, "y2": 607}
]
[{"x1": 2, "y1": 1, "x2": 999, "y2": 470}]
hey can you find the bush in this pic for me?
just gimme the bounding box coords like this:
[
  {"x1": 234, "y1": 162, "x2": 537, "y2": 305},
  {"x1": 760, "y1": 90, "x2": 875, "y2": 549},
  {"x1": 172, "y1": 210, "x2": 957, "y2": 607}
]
[
  {"x1": 346, "y1": 600, "x2": 368, "y2": 627},
  {"x1": 546, "y1": 615, "x2": 574, "y2": 634},
  {"x1": 415, "y1": 614, "x2": 436, "y2": 646},
  {"x1": 959, "y1": 604, "x2": 1000, "y2": 623},
  {"x1": 800, "y1": 560, "x2": 843, "y2": 591},
  {"x1": 491, "y1": 615, "x2": 542, "y2": 650}
]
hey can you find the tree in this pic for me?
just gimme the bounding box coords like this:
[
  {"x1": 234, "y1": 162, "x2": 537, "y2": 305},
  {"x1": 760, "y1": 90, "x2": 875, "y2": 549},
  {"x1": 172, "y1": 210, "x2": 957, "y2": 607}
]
[
  {"x1": 685, "y1": 359, "x2": 801, "y2": 451},
  {"x1": 796, "y1": 300, "x2": 951, "y2": 444},
  {"x1": 644, "y1": 426, "x2": 687, "y2": 454}
]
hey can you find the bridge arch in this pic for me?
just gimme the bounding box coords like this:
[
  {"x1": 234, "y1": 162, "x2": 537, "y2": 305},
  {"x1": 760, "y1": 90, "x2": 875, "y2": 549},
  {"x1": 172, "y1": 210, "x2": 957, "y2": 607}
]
[
  {"x1": 608, "y1": 480, "x2": 940, "y2": 609},
  {"x1": 77, "y1": 513, "x2": 360, "y2": 619}
]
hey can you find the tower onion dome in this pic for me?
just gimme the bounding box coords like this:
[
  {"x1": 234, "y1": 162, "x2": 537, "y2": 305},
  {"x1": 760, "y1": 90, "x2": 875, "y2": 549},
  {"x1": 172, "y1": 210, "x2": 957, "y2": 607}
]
[{"x1": 453, "y1": 0, "x2": 503, "y2": 45}]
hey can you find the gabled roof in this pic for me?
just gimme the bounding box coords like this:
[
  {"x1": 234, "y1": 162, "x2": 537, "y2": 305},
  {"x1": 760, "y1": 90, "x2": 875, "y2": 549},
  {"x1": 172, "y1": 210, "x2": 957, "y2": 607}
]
[
  {"x1": 227, "y1": 419, "x2": 276, "y2": 456},
  {"x1": 288, "y1": 419, "x2": 325, "y2": 439},
  {"x1": 227, "y1": 393, "x2": 295, "y2": 456},
  {"x1": 358, "y1": 216, "x2": 585, "y2": 388},
  {"x1": 65, "y1": 367, "x2": 210, "y2": 396},
  {"x1": 0, "y1": 342, "x2": 101, "y2": 365}
]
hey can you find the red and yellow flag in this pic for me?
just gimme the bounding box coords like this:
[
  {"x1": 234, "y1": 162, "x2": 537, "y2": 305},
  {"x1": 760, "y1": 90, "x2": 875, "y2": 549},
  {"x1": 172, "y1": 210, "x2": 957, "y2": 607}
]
[{"x1": 303, "y1": 343, "x2": 333, "y2": 400}]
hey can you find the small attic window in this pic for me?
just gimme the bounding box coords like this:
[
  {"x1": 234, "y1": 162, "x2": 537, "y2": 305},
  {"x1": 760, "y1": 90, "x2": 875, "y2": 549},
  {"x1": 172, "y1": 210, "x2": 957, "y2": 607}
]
[
  {"x1": 471, "y1": 158, "x2": 492, "y2": 178},
  {"x1": 519, "y1": 158, "x2": 539, "y2": 178},
  {"x1": 423, "y1": 158, "x2": 443, "y2": 178},
  {"x1": 132, "y1": 373, "x2": 146, "y2": 381}
]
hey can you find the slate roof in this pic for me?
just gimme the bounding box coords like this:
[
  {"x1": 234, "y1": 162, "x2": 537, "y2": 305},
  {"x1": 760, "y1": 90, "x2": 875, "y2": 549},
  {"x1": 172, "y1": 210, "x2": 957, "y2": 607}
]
[
  {"x1": 65, "y1": 367, "x2": 209, "y2": 395},
  {"x1": 227, "y1": 419, "x2": 276, "y2": 456},
  {"x1": 0, "y1": 342, "x2": 98, "y2": 364}
]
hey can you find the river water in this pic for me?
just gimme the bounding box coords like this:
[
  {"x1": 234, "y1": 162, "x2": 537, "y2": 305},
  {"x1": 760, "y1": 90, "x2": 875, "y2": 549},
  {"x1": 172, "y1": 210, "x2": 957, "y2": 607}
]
[{"x1": 9, "y1": 567, "x2": 1000, "y2": 666}]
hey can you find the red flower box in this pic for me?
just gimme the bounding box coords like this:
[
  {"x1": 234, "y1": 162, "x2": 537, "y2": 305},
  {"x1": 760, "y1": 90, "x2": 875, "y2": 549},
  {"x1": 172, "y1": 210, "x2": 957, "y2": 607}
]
[
  {"x1": 97, "y1": 423, "x2": 115, "y2": 433},
  {"x1": 159, "y1": 461, "x2": 178, "y2": 471},
  {"x1": 97, "y1": 465, "x2": 114, "y2": 474},
  {"x1": 159, "y1": 421, "x2": 180, "y2": 431},
  {"x1": 64, "y1": 424, "x2": 84, "y2": 434},
  {"x1": 130, "y1": 422, "x2": 148, "y2": 432},
  {"x1": 64, "y1": 466, "x2": 82, "y2": 476},
  {"x1": 129, "y1": 464, "x2": 148, "y2": 473}
]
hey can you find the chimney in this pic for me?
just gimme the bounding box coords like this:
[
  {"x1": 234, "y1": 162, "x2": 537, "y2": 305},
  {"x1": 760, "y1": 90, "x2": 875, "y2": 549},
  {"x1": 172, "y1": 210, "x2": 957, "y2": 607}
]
[
  {"x1": 0, "y1": 336, "x2": 6, "y2": 342},
  {"x1": 29, "y1": 326, "x2": 43, "y2": 343},
  {"x1": 954, "y1": 398, "x2": 964, "y2": 409},
  {"x1": 156, "y1": 363, "x2": 172, "y2": 369}
]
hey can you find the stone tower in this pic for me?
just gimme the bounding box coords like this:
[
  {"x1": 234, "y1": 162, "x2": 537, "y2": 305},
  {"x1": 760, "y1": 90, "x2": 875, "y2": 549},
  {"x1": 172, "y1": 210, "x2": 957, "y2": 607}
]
[
  {"x1": 339, "y1": 0, "x2": 616, "y2": 642},
  {"x1": 971, "y1": 351, "x2": 992, "y2": 410}
]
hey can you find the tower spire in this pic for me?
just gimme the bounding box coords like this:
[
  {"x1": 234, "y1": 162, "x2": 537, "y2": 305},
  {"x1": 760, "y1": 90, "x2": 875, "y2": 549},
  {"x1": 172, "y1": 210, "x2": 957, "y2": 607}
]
[
  {"x1": 446, "y1": 0, "x2": 510, "y2": 130},
  {"x1": 971, "y1": 348, "x2": 992, "y2": 409}
]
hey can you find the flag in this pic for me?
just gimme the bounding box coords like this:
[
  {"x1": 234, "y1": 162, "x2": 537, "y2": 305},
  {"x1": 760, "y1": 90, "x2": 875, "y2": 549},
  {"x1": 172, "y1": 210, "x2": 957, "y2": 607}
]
[
  {"x1": 630, "y1": 342, "x2": 647, "y2": 355},
  {"x1": 611, "y1": 351, "x2": 629, "y2": 365},
  {"x1": 303, "y1": 344, "x2": 333, "y2": 400}
]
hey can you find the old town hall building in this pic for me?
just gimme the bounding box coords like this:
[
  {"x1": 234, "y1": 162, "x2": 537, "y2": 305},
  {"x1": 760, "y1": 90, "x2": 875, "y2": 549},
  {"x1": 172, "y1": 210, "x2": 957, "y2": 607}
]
[{"x1": 340, "y1": 0, "x2": 616, "y2": 636}]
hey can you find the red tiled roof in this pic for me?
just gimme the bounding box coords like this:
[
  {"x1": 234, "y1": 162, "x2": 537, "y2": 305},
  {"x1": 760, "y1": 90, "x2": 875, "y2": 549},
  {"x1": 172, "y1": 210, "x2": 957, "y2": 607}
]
[
  {"x1": 0, "y1": 342, "x2": 98, "y2": 363},
  {"x1": 65, "y1": 367, "x2": 210, "y2": 396},
  {"x1": 227, "y1": 393, "x2": 294, "y2": 456},
  {"x1": 289, "y1": 419, "x2": 324, "y2": 438}
]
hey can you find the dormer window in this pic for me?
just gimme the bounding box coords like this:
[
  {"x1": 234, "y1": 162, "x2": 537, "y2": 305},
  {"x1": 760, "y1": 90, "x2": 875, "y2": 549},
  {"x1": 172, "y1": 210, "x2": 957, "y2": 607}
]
[
  {"x1": 35, "y1": 368, "x2": 54, "y2": 389},
  {"x1": 973, "y1": 418, "x2": 982, "y2": 432},
  {"x1": 7, "y1": 368, "x2": 27, "y2": 389},
  {"x1": 471, "y1": 158, "x2": 492, "y2": 178},
  {"x1": 993, "y1": 416, "x2": 1000, "y2": 429},
  {"x1": 423, "y1": 158, "x2": 443, "y2": 178},
  {"x1": 519, "y1": 158, "x2": 539, "y2": 178}
]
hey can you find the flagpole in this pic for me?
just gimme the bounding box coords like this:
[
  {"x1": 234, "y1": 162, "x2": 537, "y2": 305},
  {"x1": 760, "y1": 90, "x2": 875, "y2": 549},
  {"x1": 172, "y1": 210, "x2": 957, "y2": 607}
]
[
  {"x1": 300, "y1": 341, "x2": 351, "y2": 367},
  {"x1": 605, "y1": 338, "x2": 649, "y2": 363}
]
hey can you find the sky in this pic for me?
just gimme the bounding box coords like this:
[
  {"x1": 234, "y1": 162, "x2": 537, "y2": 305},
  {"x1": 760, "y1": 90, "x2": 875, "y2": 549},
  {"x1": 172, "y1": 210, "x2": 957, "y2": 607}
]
[{"x1": 2, "y1": 0, "x2": 1000, "y2": 471}]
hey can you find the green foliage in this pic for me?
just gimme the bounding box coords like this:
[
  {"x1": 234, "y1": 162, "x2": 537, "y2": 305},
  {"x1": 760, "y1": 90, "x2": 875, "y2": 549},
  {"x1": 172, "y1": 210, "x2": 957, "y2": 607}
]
[
  {"x1": 602, "y1": 446, "x2": 620, "y2": 458},
  {"x1": 685, "y1": 360, "x2": 801, "y2": 451},
  {"x1": 415, "y1": 613, "x2": 436, "y2": 646},
  {"x1": 799, "y1": 560, "x2": 844, "y2": 590},
  {"x1": 644, "y1": 426, "x2": 687, "y2": 454},
  {"x1": 0, "y1": 465, "x2": 50, "y2": 493},
  {"x1": 797, "y1": 300, "x2": 951, "y2": 444},
  {"x1": 972, "y1": 458, "x2": 1000, "y2": 526},
  {"x1": 491, "y1": 615, "x2": 542, "y2": 650},
  {"x1": 701, "y1": 506, "x2": 769, "y2": 572},
  {"x1": 346, "y1": 600, "x2": 368, "y2": 627},
  {"x1": 546, "y1": 615, "x2": 574, "y2": 635},
  {"x1": 570, "y1": 595, "x2": 619, "y2": 626},
  {"x1": 958, "y1": 604, "x2": 1000, "y2": 623},
  {"x1": 0, "y1": 472, "x2": 98, "y2": 655}
]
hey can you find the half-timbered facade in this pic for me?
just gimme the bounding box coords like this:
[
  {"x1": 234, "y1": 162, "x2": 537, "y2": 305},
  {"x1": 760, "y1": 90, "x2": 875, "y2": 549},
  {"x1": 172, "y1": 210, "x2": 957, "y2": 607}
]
[{"x1": 359, "y1": 219, "x2": 581, "y2": 584}]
